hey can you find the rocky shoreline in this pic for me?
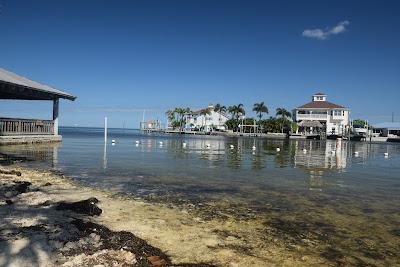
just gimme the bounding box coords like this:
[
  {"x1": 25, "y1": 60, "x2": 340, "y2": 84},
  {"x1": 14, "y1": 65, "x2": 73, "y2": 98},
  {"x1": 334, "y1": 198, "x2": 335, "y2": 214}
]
[
  {"x1": 2, "y1": 152, "x2": 398, "y2": 267},
  {"x1": 0, "y1": 166, "x2": 218, "y2": 267}
]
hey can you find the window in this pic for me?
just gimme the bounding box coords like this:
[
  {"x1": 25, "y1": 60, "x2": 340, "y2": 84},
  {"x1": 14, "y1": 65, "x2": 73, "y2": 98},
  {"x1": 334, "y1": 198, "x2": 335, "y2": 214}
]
[
  {"x1": 298, "y1": 110, "x2": 310, "y2": 114},
  {"x1": 333, "y1": 110, "x2": 342, "y2": 116}
]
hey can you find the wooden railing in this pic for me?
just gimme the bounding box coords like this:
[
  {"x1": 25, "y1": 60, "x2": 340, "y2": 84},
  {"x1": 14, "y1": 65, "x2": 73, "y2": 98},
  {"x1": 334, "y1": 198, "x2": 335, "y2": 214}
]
[{"x1": 0, "y1": 118, "x2": 54, "y2": 136}]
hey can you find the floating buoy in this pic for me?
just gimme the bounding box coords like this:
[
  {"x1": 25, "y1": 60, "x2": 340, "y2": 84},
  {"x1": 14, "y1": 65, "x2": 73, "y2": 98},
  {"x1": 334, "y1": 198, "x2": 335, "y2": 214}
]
[
  {"x1": 135, "y1": 143, "x2": 139, "y2": 147},
  {"x1": 252, "y1": 146, "x2": 256, "y2": 151},
  {"x1": 354, "y1": 151, "x2": 359, "y2": 156},
  {"x1": 230, "y1": 145, "x2": 234, "y2": 149},
  {"x1": 182, "y1": 142, "x2": 187, "y2": 148},
  {"x1": 303, "y1": 148, "x2": 307, "y2": 153},
  {"x1": 384, "y1": 152, "x2": 389, "y2": 157},
  {"x1": 111, "y1": 139, "x2": 116, "y2": 143},
  {"x1": 159, "y1": 141, "x2": 163, "y2": 145},
  {"x1": 206, "y1": 144, "x2": 211, "y2": 148},
  {"x1": 276, "y1": 147, "x2": 280, "y2": 152},
  {"x1": 331, "y1": 150, "x2": 336, "y2": 155},
  {"x1": 135, "y1": 140, "x2": 140, "y2": 144}
]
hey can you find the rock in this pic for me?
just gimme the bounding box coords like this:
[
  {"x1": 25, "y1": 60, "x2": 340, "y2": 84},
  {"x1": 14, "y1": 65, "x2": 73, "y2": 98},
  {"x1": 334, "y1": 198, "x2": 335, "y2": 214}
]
[
  {"x1": 41, "y1": 200, "x2": 52, "y2": 206},
  {"x1": 14, "y1": 181, "x2": 32, "y2": 194},
  {"x1": 56, "y1": 197, "x2": 102, "y2": 216},
  {"x1": 147, "y1": 255, "x2": 167, "y2": 266},
  {"x1": 5, "y1": 199, "x2": 13, "y2": 205},
  {"x1": 337, "y1": 257, "x2": 350, "y2": 265},
  {"x1": 71, "y1": 218, "x2": 171, "y2": 265},
  {"x1": 0, "y1": 169, "x2": 22, "y2": 176},
  {"x1": 301, "y1": 256, "x2": 309, "y2": 261},
  {"x1": 44, "y1": 182, "x2": 52, "y2": 186}
]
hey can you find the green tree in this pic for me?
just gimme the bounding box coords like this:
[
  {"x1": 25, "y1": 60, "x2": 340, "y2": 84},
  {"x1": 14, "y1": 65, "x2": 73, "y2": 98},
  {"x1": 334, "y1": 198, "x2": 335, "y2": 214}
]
[
  {"x1": 228, "y1": 104, "x2": 245, "y2": 132},
  {"x1": 276, "y1": 108, "x2": 291, "y2": 120},
  {"x1": 352, "y1": 119, "x2": 367, "y2": 128},
  {"x1": 276, "y1": 108, "x2": 292, "y2": 133},
  {"x1": 174, "y1": 107, "x2": 191, "y2": 130},
  {"x1": 260, "y1": 117, "x2": 280, "y2": 133},
  {"x1": 214, "y1": 103, "x2": 227, "y2": 129},
  {"x1": 165, "y1": 109, "x2": 177, "y2": 129},
  {"x1": 291, "y1": 121, "x2": 298, "y2": 133},
  {"x1": 253, "y1": 102, "x2": 269, "y2": 120}
]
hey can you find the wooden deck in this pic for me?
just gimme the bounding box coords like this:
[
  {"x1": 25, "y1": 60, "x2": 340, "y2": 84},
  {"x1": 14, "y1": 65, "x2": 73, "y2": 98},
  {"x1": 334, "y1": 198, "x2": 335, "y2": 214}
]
[
  {"x1": 0, "y1": 118, "x2": 60, "y2": 145},
  {"x1": 0, "y1": 118, "x2": 54, "y2": 136}
]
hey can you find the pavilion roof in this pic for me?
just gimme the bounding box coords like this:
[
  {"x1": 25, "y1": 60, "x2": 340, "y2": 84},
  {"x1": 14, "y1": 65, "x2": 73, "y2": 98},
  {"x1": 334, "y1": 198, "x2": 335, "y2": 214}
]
[{"x1": 0, "y1": 68, "x2": 76, "y2": 101}]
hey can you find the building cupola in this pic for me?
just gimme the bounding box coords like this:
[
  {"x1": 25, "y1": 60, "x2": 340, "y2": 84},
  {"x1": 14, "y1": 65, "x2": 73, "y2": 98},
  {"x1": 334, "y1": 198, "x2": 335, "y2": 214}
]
[{"x1": 312, "y1": 92, "x2": 327, "y2": 102}]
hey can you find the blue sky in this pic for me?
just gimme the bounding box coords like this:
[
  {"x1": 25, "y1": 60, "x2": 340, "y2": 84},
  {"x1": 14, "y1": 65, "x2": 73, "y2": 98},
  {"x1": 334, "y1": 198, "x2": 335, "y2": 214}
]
[{"x1": 1, "y1": 0, "x2": 399, "y2": 128}]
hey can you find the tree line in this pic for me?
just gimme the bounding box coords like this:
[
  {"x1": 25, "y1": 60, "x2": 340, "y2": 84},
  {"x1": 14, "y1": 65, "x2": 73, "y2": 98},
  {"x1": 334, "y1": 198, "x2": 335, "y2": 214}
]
[{"x1": 165, "y1": 102, "x2": 295, "y2": 133}]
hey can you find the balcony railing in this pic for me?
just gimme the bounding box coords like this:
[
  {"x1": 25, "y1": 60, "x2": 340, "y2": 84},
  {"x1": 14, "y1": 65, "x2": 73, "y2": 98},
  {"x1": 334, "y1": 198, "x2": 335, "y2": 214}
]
[
  {"x1": 331, "y1": 115, "x2": 344, "y2": 120},
  {"x1": 0, "y1": 118, "x2": 54, "y2": 136},
  {"x1": 296, "y1": 114, "x2": 328, "y2": 120}
]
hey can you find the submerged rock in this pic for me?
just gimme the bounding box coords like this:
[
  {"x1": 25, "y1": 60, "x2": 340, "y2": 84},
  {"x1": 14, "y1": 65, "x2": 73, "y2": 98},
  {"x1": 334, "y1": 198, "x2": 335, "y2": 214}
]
[
  {"x1": 56, "y1": 197, "x2": 102, "y2": 216},
  {"x1": 14, "y1": 181, "x2": 32, "y2": 194},
  {"x1": 0, "y1": 169, "x2": 22, "y2": 176},
  {"x1": 1, "y1": 181, "x2": 31, "y2": 198}
]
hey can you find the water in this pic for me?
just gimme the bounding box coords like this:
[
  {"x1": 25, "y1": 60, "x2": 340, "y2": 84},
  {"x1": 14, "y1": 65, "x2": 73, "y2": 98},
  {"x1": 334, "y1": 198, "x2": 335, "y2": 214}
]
[{"x1": 1, "y1": 127, "x2": 399, "y2": 265}]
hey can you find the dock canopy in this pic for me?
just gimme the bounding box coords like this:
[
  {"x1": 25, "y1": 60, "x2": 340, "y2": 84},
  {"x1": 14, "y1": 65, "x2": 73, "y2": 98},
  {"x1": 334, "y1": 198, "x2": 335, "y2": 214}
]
[
  {"x1": 298, "y1": 120, "x2": 323, "y2": 128},
  {"x1": 1, "y1": 67, "x2": 77, "y2": 140},
  {"x1": 0, "y1": 68, "x2": 76, "y2": 101}
]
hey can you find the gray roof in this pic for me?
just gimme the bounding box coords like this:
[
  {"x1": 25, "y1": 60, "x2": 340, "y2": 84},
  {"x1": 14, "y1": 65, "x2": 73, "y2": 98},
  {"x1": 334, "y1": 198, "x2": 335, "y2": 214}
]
[
  {"x1": 0, "y1": 68, "x2": 76, "y2": 100},
  {"x1": 373, "y1": 122, "x2": 400, "y2": 130}
]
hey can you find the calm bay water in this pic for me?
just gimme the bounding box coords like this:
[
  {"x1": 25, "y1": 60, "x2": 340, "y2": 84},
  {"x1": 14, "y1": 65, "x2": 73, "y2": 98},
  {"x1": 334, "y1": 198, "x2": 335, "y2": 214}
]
[
  {"x1": 1, "y1": 127, "x2": 399, "y2": 265},
  {"x1": 2, "y1": 127, "x2": 398, "y2": 200}
]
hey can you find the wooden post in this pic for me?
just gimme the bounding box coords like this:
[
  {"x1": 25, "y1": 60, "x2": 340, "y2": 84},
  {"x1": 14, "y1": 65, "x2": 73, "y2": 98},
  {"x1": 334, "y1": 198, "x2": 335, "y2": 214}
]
[{"x1": 53, "y1": 98, "x2": 59, "y2": 135}]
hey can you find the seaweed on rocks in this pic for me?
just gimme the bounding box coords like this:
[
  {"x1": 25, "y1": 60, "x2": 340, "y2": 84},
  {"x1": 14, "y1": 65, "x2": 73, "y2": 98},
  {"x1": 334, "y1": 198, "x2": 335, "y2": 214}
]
[
  {"x1": 56, "y1": 197, "x2": 102, "y2": 216},
  {"x1": 70, "y1": 218, "x2": 171, "y2": 266},
  {"x1": 0, "y1": 169, "x2": 22, "y2": 176},
  {"x1": 66, "y1": 219, "x2": 218, "y2": 267},
  {"x1": 0, "y1": 180, "x2": 31, "y2": 199},
  {"x1": 13, "y1": 181, "x2": 32, "y2": 194}
]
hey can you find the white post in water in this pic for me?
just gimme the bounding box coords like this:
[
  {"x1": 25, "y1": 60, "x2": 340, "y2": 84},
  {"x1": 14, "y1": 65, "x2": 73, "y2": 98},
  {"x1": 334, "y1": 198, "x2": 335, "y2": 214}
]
[
  {"x1": 53, "y1": 98, "x2": 59, "y2": 135},
  {"x1": 104, "y1": 117, "x2": 108, "y2": 143}
]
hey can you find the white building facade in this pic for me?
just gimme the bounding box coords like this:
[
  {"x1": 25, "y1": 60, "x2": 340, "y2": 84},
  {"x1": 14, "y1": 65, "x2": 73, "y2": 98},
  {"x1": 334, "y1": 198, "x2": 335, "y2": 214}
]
[
  {"x1": 293, "y1": 93, "x2": 350, "y2": 137},
  {"x1": 187, "y1": 104, "x2": 229, "y2": 132}
]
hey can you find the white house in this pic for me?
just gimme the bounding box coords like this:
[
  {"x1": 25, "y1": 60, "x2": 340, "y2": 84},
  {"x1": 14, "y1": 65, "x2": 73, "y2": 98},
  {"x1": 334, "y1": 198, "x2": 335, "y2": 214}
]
[
  {"x1": 293, "y1": 93, "x2": 350, "y2": 137},
  {"x1": 187, "y1": 104, "x2": 229, "y2": 132}
]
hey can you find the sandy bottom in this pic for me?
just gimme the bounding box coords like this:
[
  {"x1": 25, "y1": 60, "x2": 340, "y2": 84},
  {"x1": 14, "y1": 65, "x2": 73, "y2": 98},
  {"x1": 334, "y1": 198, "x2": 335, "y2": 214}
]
[{"x1": 1, "y1": 164, "x2": 399, "y2": 267}]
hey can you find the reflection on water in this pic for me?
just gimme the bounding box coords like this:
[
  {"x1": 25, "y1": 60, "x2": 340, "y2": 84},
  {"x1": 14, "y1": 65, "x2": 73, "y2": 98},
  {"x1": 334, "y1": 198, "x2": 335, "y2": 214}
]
[
  {"x1": 1, "y1": 128, "x2": 399, "y2": 197},
  {"x1": 0, "y1": 142, "x2": 60, "y2": 167},
  {"x1": 1, "y1": 127, "x2": 400, "y2": 265}
]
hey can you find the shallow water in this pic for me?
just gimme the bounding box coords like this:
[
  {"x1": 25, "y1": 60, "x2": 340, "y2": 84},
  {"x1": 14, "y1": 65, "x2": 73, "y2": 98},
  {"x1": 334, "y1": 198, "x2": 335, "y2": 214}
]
[{"x1": 1, "y1": 127, "x2": 399, "y2": 266}]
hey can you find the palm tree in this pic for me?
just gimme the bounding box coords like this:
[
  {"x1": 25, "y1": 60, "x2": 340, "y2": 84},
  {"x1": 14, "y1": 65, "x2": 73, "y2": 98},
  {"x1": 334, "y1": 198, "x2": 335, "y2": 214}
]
[
  {"x1": 165, "y1": 109, "x2": 176, "y2": 128},
  {"x1": 174, "y1": 107, "x2": 190, "y2": 131},
  {"x1": 200, "y1": 107, "x2": 212, "y2": 131},
  {"x1": 276, "y1": 107, "x2": 291, "y2": 120},
  {"x1": 228, "y1": 104, "x2": 245, "y2": 132},
  {"x1": 276, "y1": 107, "x2": 292, "y2": 133},
  {"x1": 214, "y1": 103, "x2": 227, "y2": 129},
  {"x1": 253, "y1": 102, "x2": 268, "y2": 120}
]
